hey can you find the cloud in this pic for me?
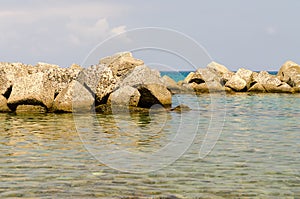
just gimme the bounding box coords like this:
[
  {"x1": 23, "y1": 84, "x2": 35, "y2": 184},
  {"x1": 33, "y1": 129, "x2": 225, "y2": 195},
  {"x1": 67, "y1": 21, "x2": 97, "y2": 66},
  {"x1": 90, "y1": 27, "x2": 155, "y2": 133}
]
[
  {"x1": 67, "y1": 18, "x2": 128, "y2": 45},
  {"x1": 0, "y1": 1, "x2": 130, "y2": 65}
]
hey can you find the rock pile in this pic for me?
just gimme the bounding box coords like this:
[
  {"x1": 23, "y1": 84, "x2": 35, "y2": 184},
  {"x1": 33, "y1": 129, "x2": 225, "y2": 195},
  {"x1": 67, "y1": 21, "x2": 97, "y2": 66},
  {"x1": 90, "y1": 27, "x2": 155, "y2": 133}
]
[
  {"x1": 0, "y1": 52, "x2": 172, "y2": 113},
  {"x1": 0, "y1": 53, "x2": 299, "y2": 113},
  {"x1": 180, "y1": 60, "x2": 300, "y2": 94}
]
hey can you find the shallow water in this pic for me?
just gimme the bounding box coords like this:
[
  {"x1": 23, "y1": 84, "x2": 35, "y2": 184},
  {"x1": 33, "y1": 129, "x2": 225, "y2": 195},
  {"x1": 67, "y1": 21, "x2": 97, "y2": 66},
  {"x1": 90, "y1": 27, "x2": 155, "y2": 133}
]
[{"x1": 0, "y1": 93, "x2": 299, "y2": 198}]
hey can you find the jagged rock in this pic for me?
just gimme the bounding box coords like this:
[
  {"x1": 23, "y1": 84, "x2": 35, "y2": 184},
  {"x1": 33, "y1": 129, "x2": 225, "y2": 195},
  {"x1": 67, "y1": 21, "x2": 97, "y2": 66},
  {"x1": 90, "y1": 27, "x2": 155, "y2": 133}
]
[
  {"x1": 277, "y1": 61, "x2": 300, "y2": 87},
  {"x1": 16, "y1": 105, "x2": 47, "y2": 113},
  {"x1": 236, "y1": 68, "x2": 254, "y2": 89},
  {"x1": 196, "y1": 68, "x2": 224, "y2": 91},
  {"x1": 118, "y1": 65, "x2": 164, "y2": 90},
  {"x1": 277, "y1": 61, "x2": 298, "y2": 79},
  {"x1": 0, "y1": 62, "x2": 31, "y2": 96},
  {"x1": 137, "y1": 84, "x2": 172, "y2": 108},
  {"x1": 185, "y1": 82, "x2": 209, "y2": 93},
  {"x1": 44, "y1": 64, "x2": 82, "y2": 95},
  {"x1": 99, "y1": 52, "x2": 144, "y2": 76},
  {"x1": 254, "y1": 71, "x2": 282, "y2": 86},
  {"x1": 0, "y1": 95, "x2": 11, "y2": 112},
  {"x1": 52, "y1": 80, "x2": 94, "y2": 112},
  {"x1": 7, "y1": 72, "x2": 55, "y2": 111},
  {"x1": 225, "y1": 75, "x2": 247, "y2": 91},
  {"x1": 183, "y1": 72, "x2": 204, "y2": 84},
  {"x1": 107, "y1": 86, "x2": 140, "y2": 107},
  {"x1": 206, "y1": 61, "x2": 231, "y2": 75},
  {"x1": 78, "y1": 52, "x2": 143, "y2": 104},
  {"x1": 263, "y1": 82, "x2": 293, "y2": 93},
  {"x1": 171, "y1": 104, "x2": 191, "y2": 113},
  {"x1": 248, "y1": 83, "x2": 266, "y2": 92},
  {"x1": 220, "y1": 71, "x2": 235, "y2": 86}
]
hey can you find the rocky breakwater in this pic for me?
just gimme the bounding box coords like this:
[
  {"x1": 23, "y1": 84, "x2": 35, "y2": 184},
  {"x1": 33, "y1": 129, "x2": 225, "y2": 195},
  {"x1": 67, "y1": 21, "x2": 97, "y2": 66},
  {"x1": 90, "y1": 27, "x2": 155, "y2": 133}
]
[
  {"x1": 0, "y1": 52, "x2": 172, "y2": 113},
  {"x1": 179, "y1": 60, "x2": 300, "y2": 94}
]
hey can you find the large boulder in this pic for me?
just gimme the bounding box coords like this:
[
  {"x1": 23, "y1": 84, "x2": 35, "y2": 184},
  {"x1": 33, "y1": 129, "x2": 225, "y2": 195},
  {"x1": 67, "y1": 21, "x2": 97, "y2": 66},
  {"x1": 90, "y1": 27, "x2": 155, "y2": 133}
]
[
  {"x1": 248, "y1": 83, "x2": 266, "y2": 93},
  {"x1": 161, "y1": 75, "x2": 183, "y2": 94},
  {"x1": 77, "y1": 52, "x2": 144, "y2": 104},
  {"x1": 0, "y1": 95, "x2": 11, "y2": 112},
  {"x1": 0, "y1": 62, "x2": 31, "y2": 96},
  {"x1": 107, "y1": 86, "x2": 140, "y2": 107},
  {"x1": 7, "y1": 72, "x2": 55, "y2": 111},
  {"x1": 52, "y1": 80, "x2": 94, "y2": 112},
  {"x1": 41, "y1": 63, "x2": 82, "y2": 95},
  {"x1": 251, "y1": 71, "x2": 293, "y2": 93},
  {"x1": 119, "y1": 65, "x2": 163, "y2": 87},
  {"x1": 225, "y1": 75, "x2": 247, "y2": 91},
  {"x1": 137, "y1": 84, "x2": 172, "y2": 108},
  {"x1": 183, "y1": 72, "x2": 204, "y2": 84},
  {"x1": 236, "y1": 68, "x2": 254, "y2": 89},
  {"x1": 277, "y1": 61, "x2": 298, "y2": 78},
  {"x1": 100, "y1": 52, "x2": 144, "y2": 76},
  {"x1": 206, "y1": 61, "x2": 231, "y2": 75},
  {"x1": 277, "y1": 61, "x2": 300, "y2": 87}
]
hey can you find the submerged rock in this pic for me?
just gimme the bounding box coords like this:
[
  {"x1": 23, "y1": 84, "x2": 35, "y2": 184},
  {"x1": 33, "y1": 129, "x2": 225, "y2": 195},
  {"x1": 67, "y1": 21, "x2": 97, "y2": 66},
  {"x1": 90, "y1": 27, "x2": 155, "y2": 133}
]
[
  {"x1": 170, "y1": 104, "x2": 191, "y2": 113},
  {"x1": 7, "y1": 72, "x2": 55, "y2": 111},
  {"x1": 16, "y1": 105, "x2": 47, "y2": 113}
]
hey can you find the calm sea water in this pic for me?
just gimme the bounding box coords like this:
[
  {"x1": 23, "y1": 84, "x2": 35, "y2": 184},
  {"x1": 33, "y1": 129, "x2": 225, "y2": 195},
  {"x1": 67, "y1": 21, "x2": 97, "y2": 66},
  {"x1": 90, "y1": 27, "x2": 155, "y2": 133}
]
[{"x1": 0, "y1": 71, "x2": 299, "y2": 198}]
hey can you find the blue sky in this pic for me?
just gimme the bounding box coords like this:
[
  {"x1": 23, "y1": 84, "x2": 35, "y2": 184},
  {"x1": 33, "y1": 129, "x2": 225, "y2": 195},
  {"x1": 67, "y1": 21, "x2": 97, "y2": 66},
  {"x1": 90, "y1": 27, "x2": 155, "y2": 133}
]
[{"x1": 1, "y1": 0, "x2": 299, "y2": 71}]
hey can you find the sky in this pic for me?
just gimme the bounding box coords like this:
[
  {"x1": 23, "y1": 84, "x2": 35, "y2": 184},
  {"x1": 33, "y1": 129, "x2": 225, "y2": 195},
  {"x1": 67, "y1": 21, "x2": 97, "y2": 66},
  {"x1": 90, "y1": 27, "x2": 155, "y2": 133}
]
[{"x1": 1, "y1": 0, "x2": 300, "y2": 71}]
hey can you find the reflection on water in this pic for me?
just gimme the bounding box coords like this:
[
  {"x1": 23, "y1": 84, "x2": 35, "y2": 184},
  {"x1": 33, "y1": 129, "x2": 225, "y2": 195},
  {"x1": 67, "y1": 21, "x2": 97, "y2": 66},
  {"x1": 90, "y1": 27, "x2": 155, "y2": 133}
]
[{"x1": 0, "y1": 94, "x2": 299, "y2": 198}]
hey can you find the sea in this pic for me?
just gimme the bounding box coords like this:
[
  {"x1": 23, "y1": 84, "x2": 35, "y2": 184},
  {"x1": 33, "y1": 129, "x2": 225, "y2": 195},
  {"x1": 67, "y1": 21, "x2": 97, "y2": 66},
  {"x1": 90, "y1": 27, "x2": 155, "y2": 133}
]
[{"x1": 0, "y1": 71, "x2": 299, "y2": 198}]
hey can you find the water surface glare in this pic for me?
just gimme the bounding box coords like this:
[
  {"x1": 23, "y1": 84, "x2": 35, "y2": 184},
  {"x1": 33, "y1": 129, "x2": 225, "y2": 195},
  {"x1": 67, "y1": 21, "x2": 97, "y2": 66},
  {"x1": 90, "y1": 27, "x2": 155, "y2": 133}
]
[{"x1": 0, "y1": 93, "x2": 299, "y2": 198}]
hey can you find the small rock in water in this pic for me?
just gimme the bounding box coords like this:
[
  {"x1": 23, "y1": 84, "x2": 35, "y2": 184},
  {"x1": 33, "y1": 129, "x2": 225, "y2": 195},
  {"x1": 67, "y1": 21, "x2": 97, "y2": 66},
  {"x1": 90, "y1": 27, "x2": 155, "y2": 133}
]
[
  {"x1": 16, "y1": 105, "x2": 47, "y2": 113},
  {"x1": 170, "y1": 104, "x2": 191, "y2": 113}
]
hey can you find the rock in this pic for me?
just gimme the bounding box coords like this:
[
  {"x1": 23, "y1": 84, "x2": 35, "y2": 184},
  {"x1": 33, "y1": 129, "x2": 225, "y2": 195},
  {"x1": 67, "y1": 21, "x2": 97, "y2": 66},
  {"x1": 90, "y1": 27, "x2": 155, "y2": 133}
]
[
  {"x1": 186, "y1": 82, "x2": 209, "y2": 93},
  {"x1": 183, "y1": 72, "x2": 204, "y2": 84},
  {"x1": 161, "y1": 75, "x2": 182, "y2": 93},
  {"x1": 220, "y1": 71, "x2": 235, "y2": 86},
  {"x1": 78, "y1": 52, "x2": 143, "y2": 104},
  {"x1": 119, "y1": 65, "x2": 164, "y2": 88},
  {"x1": 171, "y1": 104, "x2": 191, "y2": 113},
  {"x1": 99, "y1": 52, "x2": 144, "y2": 76},
  {"x1": 248, "y1": 83, "x2": 266, "y2": 93},
  {"x1": 0, "y1": 62, "x2": 31, "y2": 96},
  {"x1": 107, "y1": 86, "x2": 140, "y2": 107},
  {"x1": 277, "y1": 60, "x2": 298, "y2": 79},
  {"x1": 52, "y1": 80, "x2": 94, "y2": 112},
  {"x1": 196, "y1": 68, "x2": 224, "y2": 91},
  {"x1": 263, "y1": 82, "x2": 293, "y2": 93},
  {"x1": 7, "y1": 72, "x2": 55, "y2": 111},
  {"x1": 206, "y1": 61, "x2": 231, "y2": 75},
  {"x1": 254, "y1": 71, "x2": 282, "y2": 86},
  {"x1": 44, "y1": 64, "x2": 82, "y2": 95},
  {"x1": 277, "y1": 61, "x2": 300, "y2": 87},
  {"x1": 236, "y1": 68, "x2": 254, "y2": 89},
  {"x1": 0, "y1": 95, "x2": 11, "y2": 112},
  {"x1": 225, "y1": 75, "x2": 247, "y2": 91},
  {"x1": 16, "y1": 105, "x2": 47, "y2": 113},
  {"x1": 137, "y1": 84, "x2": 172, "y2": 108}
]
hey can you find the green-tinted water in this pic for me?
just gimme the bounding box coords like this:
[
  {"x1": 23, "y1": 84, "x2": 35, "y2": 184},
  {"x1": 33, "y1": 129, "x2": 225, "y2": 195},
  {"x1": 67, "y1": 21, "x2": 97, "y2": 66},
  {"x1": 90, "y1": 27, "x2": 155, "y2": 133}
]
[{"x1": 0, "y1": 94, "x2": 299, "y2": 198}]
